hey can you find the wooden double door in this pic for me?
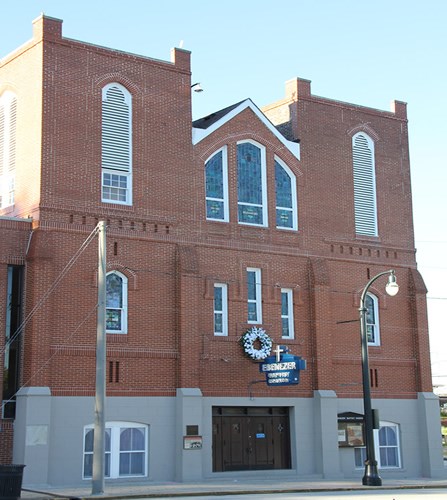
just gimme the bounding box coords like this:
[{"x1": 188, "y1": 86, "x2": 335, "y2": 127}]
[{"x1": 212, "y1": 407, "x2": 291, "y2": 472}]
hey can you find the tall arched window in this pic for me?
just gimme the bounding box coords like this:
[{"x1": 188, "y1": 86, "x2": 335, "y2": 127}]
[
  {"x1": 275, "y1": 157, "x2": 298, "y2": 230},
  {"x1": 237, "y1": 140, "x2": 267, "y2": 226},
  {"x1": 205, "y1": 146, "x2": 228, "y2": 221},
  {"x1": 102, "y1": 83, "x2": 132, "y2": 205},
  {"x1": 352, "y1": 132, "x2": 377, "y2": 236},
  {"x1": 0, "y1": 92, "x2": 17, "y2": 208},
  {"x1": 106, "y1": 271, "x2": 128, "y2": 334},
  {"x1": 365, "y1": 292, "x2": 380, "y2": 346}
]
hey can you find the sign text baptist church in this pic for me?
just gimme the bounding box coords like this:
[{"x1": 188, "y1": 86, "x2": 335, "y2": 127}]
[{"x1": 259, "y1": 345, "x2": 306, "y2": 386}]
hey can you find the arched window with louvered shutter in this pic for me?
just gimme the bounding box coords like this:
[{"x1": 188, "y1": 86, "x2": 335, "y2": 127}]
[
  {"x1": 352, "y1": 132, "x2": 377, "y2": 236},
  {"x1": 101, "y1": 83, "x2": 132, "y2": 205},
  {"x1": 0, "y1": 92, "x2": 17, "y2": 208}
]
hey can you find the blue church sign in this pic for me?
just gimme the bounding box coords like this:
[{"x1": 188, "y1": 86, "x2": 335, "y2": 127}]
[{"x1": 259, "y1": 345, "x2": 306, "y2": 386}]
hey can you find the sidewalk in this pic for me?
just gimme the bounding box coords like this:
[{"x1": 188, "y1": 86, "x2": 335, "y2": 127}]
[{"x1": 21, "y1": 476, "x2": 447, "y2": 500}]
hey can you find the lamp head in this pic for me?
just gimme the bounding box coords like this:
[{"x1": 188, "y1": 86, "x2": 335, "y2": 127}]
[
  {"x1": 385, "y1": 271, "x2": 399, "y2": 297},
  {"x1": 191, "y1": 82, "x2": 203, "y2": 93}
]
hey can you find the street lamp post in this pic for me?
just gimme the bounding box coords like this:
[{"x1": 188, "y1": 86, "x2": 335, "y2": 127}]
[{"x1": 359, "y1": 270, "x2": 398, "y2": 486}]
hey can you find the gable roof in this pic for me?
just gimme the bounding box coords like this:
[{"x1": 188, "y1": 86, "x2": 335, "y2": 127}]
[
  {"x1": 192, "y1": 99, "x2": 300, "y2": 160},
  {"x1": 192, "y1": 100, "x2": 246, "y2": 130}
]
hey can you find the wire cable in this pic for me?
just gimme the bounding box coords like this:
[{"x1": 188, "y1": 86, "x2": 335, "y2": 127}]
[{"x1": 1, "y1": 224, "x2": 100, "y2": 358}]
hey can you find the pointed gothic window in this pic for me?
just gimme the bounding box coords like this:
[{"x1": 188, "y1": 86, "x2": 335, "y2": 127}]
[
  {"x1": 275, "y1": 157, "x2": 297, "y2": 230},
  {"x1": 237, "y1": 141, "x2": 267, "y2": 226},
  {"x1": 205, "y1": 147, "x2": 228, "y2": 221}
]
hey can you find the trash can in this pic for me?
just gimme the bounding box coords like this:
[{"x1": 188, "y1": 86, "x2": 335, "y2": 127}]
[{"x1": 0, "y1": 465, "x2": 25, "y2": 500}]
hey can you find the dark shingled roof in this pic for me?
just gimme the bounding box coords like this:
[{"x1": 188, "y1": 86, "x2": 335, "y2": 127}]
[{"x1": 192, "y1": 100, "x2": 248, "y2": 129}]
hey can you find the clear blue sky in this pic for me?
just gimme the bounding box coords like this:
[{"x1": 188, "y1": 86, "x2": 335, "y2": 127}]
[{"x1": 1, "y1": 1, "x2": 446, "y2": 388}]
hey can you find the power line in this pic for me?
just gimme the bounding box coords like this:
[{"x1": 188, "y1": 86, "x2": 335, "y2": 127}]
[
  {"x1": 2, "y1": 224, "x2": 445, "y2": 402},
  {"x1": 1, "y1": 304, "x2": 98, "y2": 416},
  {"x1": 1, "y1": 224, "x2": 100, "y2": 358}
]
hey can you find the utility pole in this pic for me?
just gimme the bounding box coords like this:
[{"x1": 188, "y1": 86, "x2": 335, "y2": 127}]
[{"x1": 92, "y1": 221, "x2": 106, "y2": 495}]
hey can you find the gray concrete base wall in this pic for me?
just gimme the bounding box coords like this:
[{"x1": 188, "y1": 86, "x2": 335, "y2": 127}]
[{"x1": 13, "y1": 388, "x2": 445, "y2": 487}]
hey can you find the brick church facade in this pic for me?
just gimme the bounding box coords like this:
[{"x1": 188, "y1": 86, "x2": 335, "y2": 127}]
[{"x1": 0, "y1": 15, "x2": 443, "y2": 487}]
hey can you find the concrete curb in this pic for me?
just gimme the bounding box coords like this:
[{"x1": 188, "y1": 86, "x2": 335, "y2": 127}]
[{"x1": 22, "y1": 481, "x2": 447, "y2": 500}]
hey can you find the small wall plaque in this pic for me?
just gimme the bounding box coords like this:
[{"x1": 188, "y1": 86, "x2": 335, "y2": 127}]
[{"x1": 183, "y1": 436, "x2": 202, "y2": 449}]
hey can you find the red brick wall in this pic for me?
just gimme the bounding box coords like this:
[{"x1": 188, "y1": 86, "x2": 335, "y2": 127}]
[
  {"x1": 0, "y1": 16, "x2": 432, "y2": 412},
  {"x1": 0, "y1": 218, "x2": 30, "y2": 459},
  {"x1": 0, "y1": 420, "x2": 13, "y2": 464}
]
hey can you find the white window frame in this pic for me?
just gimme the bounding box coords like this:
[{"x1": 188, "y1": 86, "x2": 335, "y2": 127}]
[
  {"x1": 205, "y1": 146, "x2": 229, "y2": 222},
  {"x1": 352, "y1": 132, "x2": 378, "y2": 237},
  {"x1": 102, "y1": 170, "x2": 131, "y2": 205},
  {"x1": 101, "y1": 83, "x2": 132, "y2": 206},
  {"x1": 83, "y1": 421, "x2": 148, "y2": 479},
  {"x1": 213, "y1": 283, "x2": 228, "y2": 336},
  {"x1": 106, "y1": 271, "x2": 128, "y2": 334},
  {"x1": 237, "y1": 140, "x2": 268, "y2": 227},
  {"x1": 366, "y1": 292, "x2": 380, "y2": 346},
  {"x1": 0, "y1": 92, "x2": 17, "y2": 209},
  {"x1": 354, "y1": 421, "x2": 401, "y2": 469},
  {"x1": 275, "y1": 156, "x2": 298, "y2": 231},
  {"x1": 247, "y1": 268, "x2": 262, "y2": 324},
  {"x1": 281, "y1": 288, "x2": 294, "y2": 339}
]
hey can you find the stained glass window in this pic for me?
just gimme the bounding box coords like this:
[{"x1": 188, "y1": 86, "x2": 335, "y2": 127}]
[
  {"x1": 275, "y1": 160, "x2": 294, "y2": 229},
  {"x1": 205, "y1": 150, "x2": 226, "y2": 220},
  {"x1": 237, "y1": 142, "x2": 265, "y2": 225}
]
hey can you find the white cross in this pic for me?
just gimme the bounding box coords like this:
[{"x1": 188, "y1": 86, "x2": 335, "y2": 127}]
[{"x1": 273, "y1": 345, "x2": 285, "y2": 363}]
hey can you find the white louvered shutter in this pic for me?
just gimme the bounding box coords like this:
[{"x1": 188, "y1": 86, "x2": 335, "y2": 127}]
[
  {"x1": 102, "y1": 85, "x2": 131, "y2": 172},
  {"x1": 8, "y1": 97, "x2": 16, "y2": 173},
  {"x1": 352, "y1": 133, "x2": 378, "y2": 236},
  {"x1": 0, "y1": 104, "x2": 4, "y2": 178},
  {"x1": 0, "y1": 94, "x2": 17, "y2": 207}
]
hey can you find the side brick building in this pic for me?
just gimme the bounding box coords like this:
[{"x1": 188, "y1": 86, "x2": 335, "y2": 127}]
[{"x1": 0, "y1": 15, "x2": 443, "y2": 487}]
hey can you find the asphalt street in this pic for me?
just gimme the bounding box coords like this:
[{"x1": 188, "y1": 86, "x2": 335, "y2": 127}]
[{"x1": 127, "y1": 490, "x2": 447, "y2": 500}]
